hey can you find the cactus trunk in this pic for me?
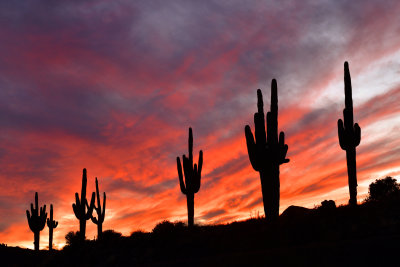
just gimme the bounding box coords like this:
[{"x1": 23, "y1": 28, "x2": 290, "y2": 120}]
[
  {"x1": 260, "y1": 165, "x2": 280, "y2": 220},
  {"x1": 346, "y1": 148, "x2": 357, "y2": 206},
  {"x1": 48, "y1": 226, "x2": 53, "y2": 251},
  {"x1": 186, "y1": 193, "x2": 194, "y2": 228},
  {"x1": 34, "y1": 231, "x2": 39, "y2": 251},
  {"x1": 97, "y1": 223, "x2": 102, "y2": 239},
  {"x1": 79, "y1": 219, "x2": 86, "y2": 240}
]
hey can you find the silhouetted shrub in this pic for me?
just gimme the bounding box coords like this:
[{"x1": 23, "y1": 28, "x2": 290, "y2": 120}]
[
  {"x1": 366, "y1": 177, "x2": 400, "y2": 202},
  {"x1": 101, "y1": 230, "x2": 122, "y2": 243},
  {"x1": 318, "y1": 200, "x2": 336, "y2": 210},
  {"x1": 65, "y1": 231, "x2": 81, "y2": 247},
  {"x1": 152, "y1": 220, "x2": 186, "y2": 235}
]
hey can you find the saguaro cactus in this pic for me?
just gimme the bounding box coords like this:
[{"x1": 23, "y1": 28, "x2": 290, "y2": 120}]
[
  {"x1": 46, "y1": 204, "x2": 58, "y2": 251},
  {"x1": 177, "y1": 127, "x2": 203, "y2": 228},
  {"x1": 338, "y1": 62, "x2": 361, "y2": 206},
  {"x1": 245, "y1": 79, "x2": 289, "y2": 221},
  {"x1": 26, "y1": 192, "x2": 47, "y2": 251},
  {"x1": 91, "y1": 177, "x2": 106, "y2": 240},
  {"x1": 72, "y1": 168, "x2": 95, "y2": 240}
]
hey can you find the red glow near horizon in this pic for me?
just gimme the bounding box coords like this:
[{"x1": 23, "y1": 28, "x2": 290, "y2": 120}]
[{"x1": 0, "y1": 1, "x2": 400, "y2": 249}]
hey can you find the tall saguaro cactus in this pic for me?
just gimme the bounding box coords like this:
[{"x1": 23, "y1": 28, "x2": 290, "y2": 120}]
[
  {"x1": 338, "y1": 62, "x2": 361, "y2": 206},
  {"x1": 91, "y1": 177, "x2": 106, "y2": 240},
  {"x1": 177, "y1": 127, "x2": 203, "y2": 228},
  {"x1": 46, "y1": 204, "x2": 58, "y2": 251},
  {"x1": 245, "y1": 79, "x2": 289, "y2": 221},
  {"x1": 72, "y1": 168, "x2": 95, "y2": 240},
  {"x1": 26, "y1": 192, "x2": 47, "y2": 251}
]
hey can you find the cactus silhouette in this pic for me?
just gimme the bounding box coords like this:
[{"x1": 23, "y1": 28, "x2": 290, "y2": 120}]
[
  {"x1": 245, "y1": 79, "x2": 289, "y2": 221},
  {"x1": 72, "y1": 168, "x2": 95, "y2": 240},
  {"x1": 26, "y1": 192, "x2": 47, "y2": 251},
  {"x1": 338, "y1": 62, "x2": 361, "y2": 206},
  {"x1": 177, "y1": 127, "x2": 203, "y2": 228},
  {"x1": 91, "y1": 177, "x2": 106, "y2": 240},
  {"x1": 46, "y1": 204, "x2": 58, "y2": 251}
]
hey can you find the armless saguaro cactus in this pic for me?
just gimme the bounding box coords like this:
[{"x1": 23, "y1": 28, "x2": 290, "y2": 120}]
[
  {"x1": 46, "y1": 204, "x2": 58, "y2": 251},
  {"x1": 338, "y1": 62, "x2": 361, "y2": 206},
  {"x1": 245, "y1": 79, "x2": 289, "y2": 221},
  {"x1": 72, "y1": 168, "x2": 95, "y2": 240},
  {"x1": 177, "y1": 127, "x2": 203, "y2": 228},
  {"x1": 26, "y1": 192, "x2": 47, "y2": 251},
  {"x1": 91, "y1": 177, "x2": 106, "y2": 240}
]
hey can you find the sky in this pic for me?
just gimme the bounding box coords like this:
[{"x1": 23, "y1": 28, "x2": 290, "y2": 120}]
[{"x1": 1, "y1": 0, "x2": 400, "y2": 249}]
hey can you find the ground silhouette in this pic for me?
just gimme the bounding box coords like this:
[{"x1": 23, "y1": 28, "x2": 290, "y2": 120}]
[{"x1": 5, "y1": 179, "x2": 399, "y2": 266}]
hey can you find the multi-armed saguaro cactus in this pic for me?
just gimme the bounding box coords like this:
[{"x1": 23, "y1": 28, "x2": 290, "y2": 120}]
[
  {"x1": 91, "y1": 177, "x2": 106, "y2": 240},
  {"x1": 338, "y1": 62, "x2": 361, "y2": 206},
  {"x1": 177, "y1": 127, "x2": 203, "y2": 228},
  {"x1": 72, "y1": 168, "x2": 95, "y2": 240},
  {"x1": 245, "y1": 79, "x2": 289, "y2": 221},
  {"x1": 46, "y1": 204, "x2": 58, "y2": 251},
  {"x1": 26, "y1": 192, "x2": 47, "y2": 251}
]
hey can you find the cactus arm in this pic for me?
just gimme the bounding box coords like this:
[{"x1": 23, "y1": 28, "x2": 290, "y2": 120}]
[
  {"x1": 198, "y1": 150, "x2": 203, "y2": 175},
  {"x1": 91, "y1": 216, "x2": 99, "y2": 224},
  {"x1": 85, "y1": 192, "x2": 95, "y2": 220},
  {"x1": 279, "y1": 132, "x2": 289, "y2": 164},
  {"x1": 95, "y1": 178, "x2": 100, "y2": 208},
  {"x1": 354, "y1": 123, "x2": 361, "y2": 146},
  {"x1": 254, "y1": 89, "x2": 267, "y2": 147},
  {"x1": 26, "y1": 210, "x2": 33, "y2": 230},
  {"x1": 102, "y1": 192, "x2": 106, "y2": 219},
  {"x1": 177, "y1": 157, "x2": 187, "y2": 194},
  {"x1": 54, "y1": 221, "x2": 58, "y2": 228},
  {"x1": 245, "y1": 125, "x2": 259, "y2": 171},
  {"x1": 337, "y1": 119, "x2": 347, "y2": 150}
]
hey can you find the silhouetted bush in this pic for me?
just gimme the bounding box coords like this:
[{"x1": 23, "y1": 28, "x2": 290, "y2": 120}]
[
  {"x1": 366, "y1": 176, "x2": 400, "y2": 202},
  {"x1": 152, "y1": 220, "x2": 186, "y2": 235},
  {"x1": 65, "y1": 231, "x2": 81, "y2": 247},
  {"x1": 101, "y1": 230, "x2": 122, "y2": 243},
  {"x1": 318, "y1": 200, "x2": 336, "y2": 210}
]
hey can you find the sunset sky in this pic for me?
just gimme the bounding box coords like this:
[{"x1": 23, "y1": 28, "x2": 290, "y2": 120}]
[{"x1": 1, "y1": 0, "x2": 400, "y2": 249}]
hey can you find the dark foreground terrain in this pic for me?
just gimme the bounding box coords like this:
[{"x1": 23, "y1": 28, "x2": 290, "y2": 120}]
[{"x1": 2, "y1": 198, "x2": 400, "y2": 266}]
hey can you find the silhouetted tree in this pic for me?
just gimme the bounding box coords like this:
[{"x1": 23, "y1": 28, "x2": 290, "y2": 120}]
[
  {"x1": 366, "y1": 177, "x2": 400, "y2": 202},
  {"x1": 46, "y1": 204, "x2": 58, "y2": 251},
  {"x1": 72, "y1": 168, "x2": 95, "y2": 241},
  {"x1": 338, "y1": 62, "x2": 361, "y2": 206},
  {"x1": 245, "y1": 80, "x2": 289, "y2": 220},
  {"x1": 91, "y1": 177, "x2": 106, "y2": 240},
  {"x1": 26, "y1": 192, "x2": 47, "y2": 251},
  {"x1": 176, "y1": 127, "x2": 203, "y2": 228}
]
